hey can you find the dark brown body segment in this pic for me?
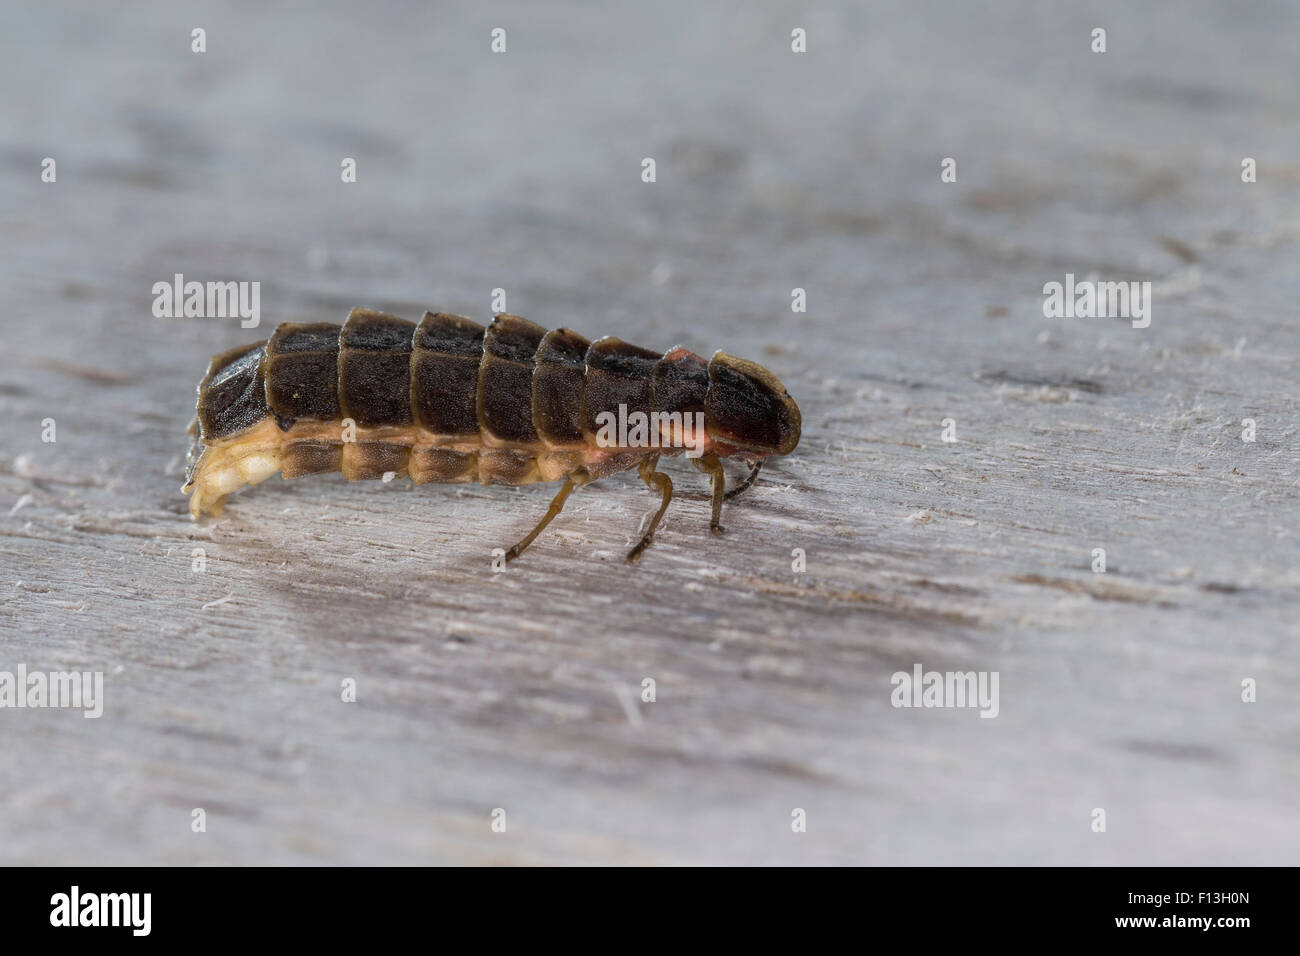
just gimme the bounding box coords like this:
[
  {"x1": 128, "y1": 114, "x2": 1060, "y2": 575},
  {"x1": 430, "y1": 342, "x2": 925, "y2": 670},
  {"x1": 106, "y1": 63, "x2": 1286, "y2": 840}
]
[
  {"x1": 478, "y1": 314, "x2": 546, "y2": 444},
  {"x1": 412, "y1": 312, "x2": 484, "y2": 436},
  {"x1": 580, "y1": 337, "x2": 662, "y2": 437},
  {"x1": 532, "y1": 327, "x2": 590, "y2": 446},
  {"x1": 266, "y1": 318, "x2": 348, "y2": 478},
  {"x1": 706, "y1": 351, "x2": 800, "y2": 454},
  {"x1": 264, "y1": 322, "x2": 340, "y2": 429},
  {"x1": 197, "y1": 342, "x2": 268, "y2": 440},
  {"x1": 338, "y1": 309, "x2": 415, "y2": 427},
  {"x1": 409, "y1": 311, "x2": 483, "y2": 483},
  {"x1": 651, "y1": 347, "x2": 710, "y2": 418}
]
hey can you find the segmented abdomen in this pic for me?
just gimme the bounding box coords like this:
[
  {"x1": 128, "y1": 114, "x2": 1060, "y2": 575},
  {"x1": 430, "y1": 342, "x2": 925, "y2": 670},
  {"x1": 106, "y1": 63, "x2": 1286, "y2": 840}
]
[{"x1": 186, "y1": 308, "x2": 796, "y2": 503}]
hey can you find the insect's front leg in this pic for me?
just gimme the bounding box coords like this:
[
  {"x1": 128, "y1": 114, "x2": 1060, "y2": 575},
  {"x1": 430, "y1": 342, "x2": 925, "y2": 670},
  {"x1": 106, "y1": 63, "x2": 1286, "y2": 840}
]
[
  {"x1": 626, "y1": 455, "x2": 673, "y2": 562},
  {"x1": 690, "y1": 452, "x2": 727, "y2": 535}
]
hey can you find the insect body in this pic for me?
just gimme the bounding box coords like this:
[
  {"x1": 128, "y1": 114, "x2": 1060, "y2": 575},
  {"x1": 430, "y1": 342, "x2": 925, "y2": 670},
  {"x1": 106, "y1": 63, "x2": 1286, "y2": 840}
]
[{"x1": 183, "y1": 308, "x2": 800, "y2": 561}]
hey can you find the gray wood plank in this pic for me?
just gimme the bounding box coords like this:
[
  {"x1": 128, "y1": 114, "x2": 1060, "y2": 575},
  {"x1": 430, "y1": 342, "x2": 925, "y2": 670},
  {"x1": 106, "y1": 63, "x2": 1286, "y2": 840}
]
[{"x1": 0, "y1": 0, "x2": 1297, "y2": 865}]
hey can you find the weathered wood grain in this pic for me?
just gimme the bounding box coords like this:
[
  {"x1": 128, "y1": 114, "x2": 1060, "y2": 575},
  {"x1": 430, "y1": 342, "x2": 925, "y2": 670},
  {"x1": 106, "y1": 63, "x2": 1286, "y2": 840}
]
[{"x1": 1, "y1": 1, "x2": 1297, "y2": 865}]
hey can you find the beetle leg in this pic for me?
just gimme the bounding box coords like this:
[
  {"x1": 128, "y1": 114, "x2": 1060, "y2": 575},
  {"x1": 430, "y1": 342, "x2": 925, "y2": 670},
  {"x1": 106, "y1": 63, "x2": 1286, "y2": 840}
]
[
  {"x1": 505, "y1": 474, "x2": 584, "y2": 562},
  {"x1": 724, "y1": 460, "x2": 763, "y2": 501},
  {"x1": 690, "y1": 453, "x2": 726, "y2": 534},
  {"x1": 626, "y1": 456, "x2": 673, "y2": 562}
]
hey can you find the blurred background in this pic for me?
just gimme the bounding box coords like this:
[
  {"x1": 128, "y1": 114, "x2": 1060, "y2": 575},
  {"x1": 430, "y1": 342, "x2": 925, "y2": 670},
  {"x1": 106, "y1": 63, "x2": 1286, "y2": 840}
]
[{"x1": 1, "y1": 1, "x2": 1297, "y2": 865}]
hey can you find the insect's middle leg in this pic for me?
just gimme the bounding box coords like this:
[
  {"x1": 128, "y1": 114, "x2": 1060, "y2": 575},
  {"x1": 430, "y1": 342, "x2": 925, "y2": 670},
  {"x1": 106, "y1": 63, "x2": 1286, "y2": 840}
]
[
  {"x1": 690, "y1": 452, "x2": 727, "y2": 534},
  {"x1": 505, "y1": 473, "x2": 586, "y2": 562},
  {"x1": 626, "y1": 455, "x2": 674, "y2": 562}
]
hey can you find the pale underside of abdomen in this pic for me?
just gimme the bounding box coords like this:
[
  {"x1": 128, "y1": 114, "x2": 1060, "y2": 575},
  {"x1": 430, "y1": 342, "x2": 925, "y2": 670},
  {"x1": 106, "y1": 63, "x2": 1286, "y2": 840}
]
[{"x1": 183, "y1": 416, "x2": 668, "y2": 519}]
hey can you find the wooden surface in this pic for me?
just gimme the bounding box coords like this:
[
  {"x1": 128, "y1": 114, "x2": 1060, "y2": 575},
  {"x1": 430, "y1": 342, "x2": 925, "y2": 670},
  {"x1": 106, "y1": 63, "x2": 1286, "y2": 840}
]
[{"x1": 2, "y1": 1, "x2": 1298, "y2": 865}]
